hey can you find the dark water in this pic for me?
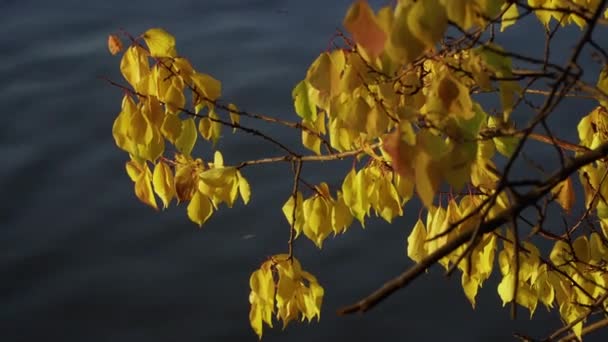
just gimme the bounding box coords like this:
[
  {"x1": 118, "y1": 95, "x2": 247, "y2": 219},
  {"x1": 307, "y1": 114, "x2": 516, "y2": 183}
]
[{"x1": 2, "y1": 1, "x2": 607, "y2": 341}]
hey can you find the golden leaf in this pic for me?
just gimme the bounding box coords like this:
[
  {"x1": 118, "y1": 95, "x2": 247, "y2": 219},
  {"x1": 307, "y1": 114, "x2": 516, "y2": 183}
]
[{"x1": 142, "y1": 28, "x2": 177, "y2": 58}]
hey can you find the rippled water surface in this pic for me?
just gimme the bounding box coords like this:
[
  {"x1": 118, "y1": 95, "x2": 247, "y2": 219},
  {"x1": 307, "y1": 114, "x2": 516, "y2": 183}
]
[{"x1": 2, "y1": 1, "x2": 608, "y2": 341}]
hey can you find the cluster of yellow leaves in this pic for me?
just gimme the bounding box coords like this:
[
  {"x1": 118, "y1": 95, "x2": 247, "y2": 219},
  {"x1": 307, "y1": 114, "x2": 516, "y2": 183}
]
[
  {"x1": 341, "y1": 163, "x2": 413, "y2": 225},
  {"x1": 496, "y1": 235, "x2": 553, "y2": 317},
  {"x1": 281, "y1": 164, "x2": 414, "y2": 248},
  {"x1": 294, "y1": 49, "x2": 383, "y2": 153},
  {"x1": 526, "y1": 0, "x2": 604, "y2": 28},
  {"x1": 382, "y1": 121, "x2": 485, "y2": 208},
  {"x1": 249, "y1": 255, "x2": 323, "y2": 339},
  {"x1": 406, "y1": 197, "x2": 608, "y2": 340},
  {"x1": 108, "y1": 0, "x2": 608, "y2": 334},
  {"x1": 406, "y1": 196, "x2": 498, "y2": 307},
  {"x1": 578, "y1": 106, "x2": 608, "y2": 237},
  {"x1": 113, "y1": 28, "x2": 223, "y2": 162},
  {"x1": 281, "y1": 182, "x2": 352, "y2": 248},
  {"x1": 496, "y1": 232, "x2": 608, "y2": 339},
  {"x1": 294, "y1": 12, "x2": 523, "y2": 210},
  {"x1": 111, "y1": 29, "x2": 250, "y2": 227},
  {"x1": 123, "y1": 152, "x2": 250, "y2": 227},
  {"x1": 547, "y1": 235, "x2": 608, "y2": 338}
]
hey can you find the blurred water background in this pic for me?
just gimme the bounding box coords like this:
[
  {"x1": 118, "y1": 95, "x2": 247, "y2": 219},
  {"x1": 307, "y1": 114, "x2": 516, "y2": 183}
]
[{"x1": 2, "y1": 0, "x2": 607, "y2": 341}]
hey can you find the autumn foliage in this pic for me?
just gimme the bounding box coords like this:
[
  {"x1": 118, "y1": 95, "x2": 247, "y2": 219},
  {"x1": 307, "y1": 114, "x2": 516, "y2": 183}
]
[{"x1": 107, "y1": 0, "x2": 608, "y2": 340}]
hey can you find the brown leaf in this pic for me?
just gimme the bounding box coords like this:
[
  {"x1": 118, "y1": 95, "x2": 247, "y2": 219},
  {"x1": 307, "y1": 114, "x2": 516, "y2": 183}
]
[
  {"x1": 383, "y1": 127, "x2": 414, "y2": 179},
  {"x1": 552, "y1": 177, "x2": 575, "y2": 214}
]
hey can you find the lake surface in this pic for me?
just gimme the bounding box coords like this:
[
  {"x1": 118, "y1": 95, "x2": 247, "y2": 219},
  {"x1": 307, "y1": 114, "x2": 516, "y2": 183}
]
[{"x1": 2, "y1": 1, "x2": 607, "y2": 341}]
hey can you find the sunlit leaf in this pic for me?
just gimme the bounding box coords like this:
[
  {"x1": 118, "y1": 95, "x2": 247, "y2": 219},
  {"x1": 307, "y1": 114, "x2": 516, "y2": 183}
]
[
  {"x1": 192, "y1": 72, "x2": 222, "y2": 101},
  {"x1": 142, "y1": 28, "x2": 177, "y2": 58},
  {"x1": 500, "y1": 2, "x2": 519, "y2": 32},
  {"x1": 175, "y1": 118, "x2": 197, "y2": 156},
  {"x1": 237, "y1": 170, "x2": 251, "y2": 205},
  {"x1": 187, "y1": 190, "x2": 213, "y2": 227},
  {"x1": 152, "y1": 160, "x2": 175, "y2": 209}
]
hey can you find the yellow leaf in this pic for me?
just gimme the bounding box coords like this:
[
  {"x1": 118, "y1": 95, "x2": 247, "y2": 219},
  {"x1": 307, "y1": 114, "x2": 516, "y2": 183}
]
[
  {"x1": 375, "y1": 176, "x2": 403, "y2": 223},
  {"x1": 192, "y1": 72, "x2": 222, "y2": 101},
  {"x1": 120, "y1": 46, "x2": 150, "y2": 90},
  {"x1": 302, "y1": 129, "x2": 322, "y2": 155},
  {"x1": 142, "y1": 28, "x2": 177, "y2": 58},
  {"x1": 497, "y1": 273, "x2": 515, "y2": 305},
  {"x1": 407, "y1": 219, "x2": 427, "y2": 263},
  {"x1": 237, "y1": 171, "x2": 251, "y2": 205},
  {"x1": 500, "y1": 2, "x2": 519, "y2": 32},
  {"x1": 198, "y1": 167, "x2": 239, "y2": 207},
  {"x1": 187, "y1": 190, "x2": 213, "y2": 227},
  {"x1": 125, "y1": 160, "x2": 141, "y2": 182},
  {"x1": 127, "y1": 106, "x2": 152, "y2": 146},
  {"x1": 175, "y1": 118, "x2": 197, "y2": 156},
  {"x1": 302, "y1": 112, "x2": 326, "y2": 155},
  {"x1": 198, "y1": 110, "x2": 222, "y2": 144},
  {"x1": 386, "y1": 4, "x2": 425, "y2": 65},
  {"x1": 343, "y1": 0, "x2": 387, "y2": 59},
  {"x1": 477, "y1": 234, "x2": 497, "y2": 280},
  {"x1": 213, "y1": 150, "x2": 224, "y2": 167},
  {"x1": 282, "y1": 192, "x2": 305, "y2": 236},
  {"x1": 365, "y1": 106, "x2": 389, "y2": 138},
  {"x1": 550, "y1": 240, "x2": 572, "y2": 267},
  {"x1": 441, "y1": 0, "x2": 477, "y2": 30},
  {"x1": 249, "y1": 265, "x2": 275, "y2": 339},
  {"x1": 152, "y1": 160, "x2": 175, "y2": 209},
  {"x1": 351, "y1": 169, "x2": 371, "y2": 225},
  {"x1": 306, "y1": 53, "x2": 341, "y2": 100},
  {"x1": 113, "y1": 96, "x2": 137, "y2": 154},
  {"x1": 199, "y1": 167, "x2": 235, "y2": 188},
  {"x1": 331, "y1": 192, "x2": 353, "y2": 234},
  {"x1": 160, "y1": 114, "x2": 182, "y2": 143},
  {"x1": 162, "y1": 83, "x2": 186, "y2": 114},
  {"x1": 133, "y1": 162, "x2": 158, "y2": 210},
  {"x1": 302, "y1": 196, "x2": 332, "y2": 248},
  {"x1": 414, "y1": 149, "x2": 440, "y2": 208},
  {"x1": 228, "y1": 103, "x2": 239, "y2": 133},
  {"x1": 107, "y1": 34, "x2": 123, "y2": 55},
  {"x1": 528, "y1": 0, "x2": 553, "y2": 27},
  {"x1": 302, "y1": 273, "x2": 324, "y2": 321},
  {"x1": 172, "y1": 58, "x2": 194, "y2": 83},
  {"x1": 292, "y1": 80, "x2": 318, "y2": 122},
  {"x1": 590, "y1": 232, "x2": 608, "y2": 263},
  {"x1": 461, "y1": 273, "x2": 480, "y2": 308}
]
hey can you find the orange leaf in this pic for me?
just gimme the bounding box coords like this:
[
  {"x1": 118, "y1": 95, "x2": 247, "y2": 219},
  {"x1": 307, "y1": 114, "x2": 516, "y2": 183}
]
[
  {"x1": 552, "y1": 177, "x2": 575, "y2": 214},
  {"x1": 108, "y1": 34, "x2": 123, "y2": 55},
  {"x1": 383, "y1": 127, "x2": 415, "y2": 179},
  {"x1": 343, "y1": 0, "x2": 387, "y2": 59}
]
